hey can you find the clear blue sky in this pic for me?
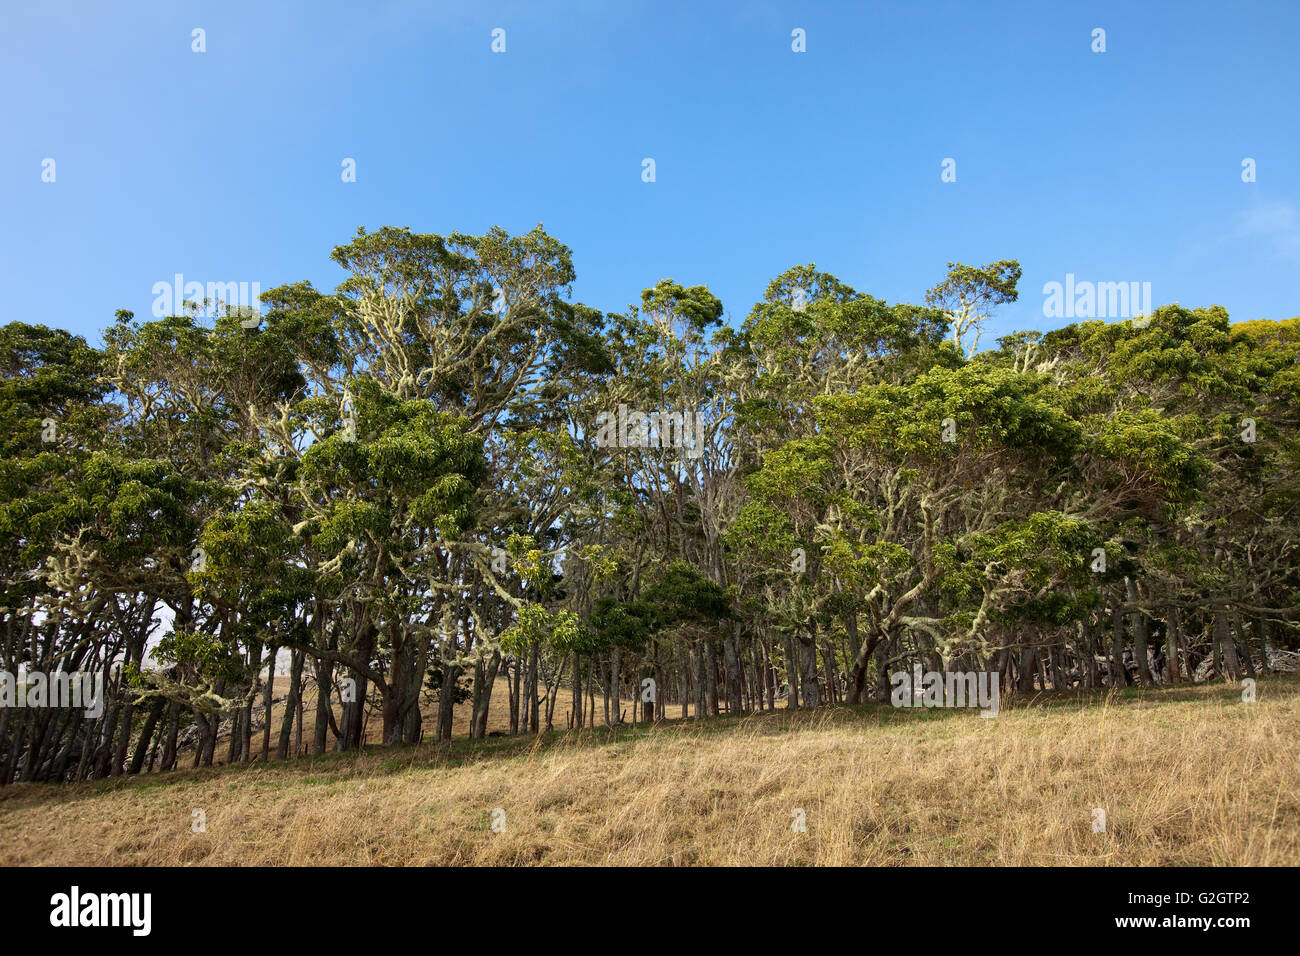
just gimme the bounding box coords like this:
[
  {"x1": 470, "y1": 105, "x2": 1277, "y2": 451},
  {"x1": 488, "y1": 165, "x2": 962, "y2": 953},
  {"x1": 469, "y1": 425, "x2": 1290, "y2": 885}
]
[{"x1": 3, "y1": 0, "x2": 1297, "y2": 348}]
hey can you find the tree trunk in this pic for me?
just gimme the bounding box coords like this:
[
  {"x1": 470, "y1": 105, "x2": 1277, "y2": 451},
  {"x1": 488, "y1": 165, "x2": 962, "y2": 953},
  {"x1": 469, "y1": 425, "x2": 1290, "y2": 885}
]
[
  {"x1": 340, "y1": 671, "x2": 368, "y2": 751},
  {"x1": 799, "y1": 630, "x2": 821, "y2": 709},
  {"x1": 1232, "y1": 613, "x2": 1253, "y2": 681},
  {"x1": 1258, "y1": 617, "x2": 1274, "y2": 673},
  {"x1": 507, "y1": 656, "x2": 521, "y2": 734},
  {"x1": 1017, "y1": 625, "x2": 1037, "y2": 694},
  {"x1": 160, "y1": 701, "x2": 180, "y2": 771},
  {"x1": 471, "y1": 650, "x2": 502, "y2": 739},
  {"x1": 1164, "y1": 605, "x2": 1182, "y2": 683},
  {"x1": 1109, "y1": 601, "x2": 1129, "y2": 687},
  {"x1": 528, "y1": 641, "x2": 541, "y2": 734},
  {"x1": 1126, "y1": 579, "x2": 1153, "y2": 685},
  {"x1": 695, "y1": 641, "x2": 707, "y2": 719},
  {"x1": 1214, "y1": 605, "x2": 1241, "y2": 682},
  {"x1": 127, "y1": 698, "x2": 165, "y2": 775},
  {"x1": 873, "y1": 638, "x2": 893, "y2": 702},
  {"x1": 723, "y1": 626, "x2": 744, "y2": 714},
  {"x1": 277, "y1": 649, "x2": 304, "y2": 759},
  {"x1": 436, "y1": 663, "x2": 459, "y2": 742},
  {"x1": 1231, "y1": 611, "x2": 1257, "y2": 679},
  {"x1": 846, "y1": 630, "x2": 883, "y2": 705},
  {"x1": 1081, "y1": 621, "x2": 1098, "y2": 688},
  {"x1": 571, "y1": 653, "x2": 584, "y2": 729},
  {"x1": 312, "y1": 659, "x2": 333, "y2": 755},
  {"x1": 261, "y1": 660, "x2": 275, "y2": 760},
  {"x1": 783, "y1": 633, "x2": 799, "y2": 708},
  {"x1": 607, "y1": 644, "x2": 621, "y2": 727}
]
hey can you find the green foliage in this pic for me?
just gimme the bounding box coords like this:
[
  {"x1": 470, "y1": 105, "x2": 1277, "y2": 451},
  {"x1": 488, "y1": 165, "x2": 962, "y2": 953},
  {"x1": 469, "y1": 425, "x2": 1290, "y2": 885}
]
[
  {"x1": 642, "y1": 561, "x2": 732, "y2": 629},
  {"x1": 4, "y1": 228, "x2": 1298, "y2": 780}
]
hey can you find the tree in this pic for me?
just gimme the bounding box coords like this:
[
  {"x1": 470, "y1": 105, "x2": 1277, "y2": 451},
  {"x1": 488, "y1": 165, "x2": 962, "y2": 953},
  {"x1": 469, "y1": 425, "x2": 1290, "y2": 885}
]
[{"x1": 926, "y1": 260, "x2": 1022, "y2": 356}]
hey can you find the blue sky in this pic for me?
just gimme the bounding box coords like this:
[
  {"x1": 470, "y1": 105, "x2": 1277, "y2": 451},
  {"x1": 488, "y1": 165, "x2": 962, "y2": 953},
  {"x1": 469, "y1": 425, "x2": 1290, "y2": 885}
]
[{"x1": 3, "y1": 0, "x2": 1297, "y2": 349}]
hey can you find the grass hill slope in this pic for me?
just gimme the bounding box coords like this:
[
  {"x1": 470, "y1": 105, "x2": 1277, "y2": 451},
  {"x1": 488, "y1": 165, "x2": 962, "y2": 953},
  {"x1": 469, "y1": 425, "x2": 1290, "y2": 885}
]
[{"x1": 2, "y1": 677, "x2": 1296, "y2": 866}]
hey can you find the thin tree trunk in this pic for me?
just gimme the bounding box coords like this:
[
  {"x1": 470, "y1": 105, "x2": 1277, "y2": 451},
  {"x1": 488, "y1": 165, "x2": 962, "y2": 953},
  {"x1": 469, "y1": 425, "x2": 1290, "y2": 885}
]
[
  {"x1": 160, "y1": 702, "x2": 180, "y2": 772},
  {"x1": 261, "y1": 658, "x2": 275, "y2": 760},
  {"x1": 277, "y1": 649, "x2": 304, "y2": 759},
  {"x1": 1110, "y1": 601, "x2": 1129, "y2": 687},
  {"x1": 313, "y1": 659, "x2": 333, "y2": 755},
  {"x1": 695, "y1": 641, "x2": 707, "y2": 719},
  {"x1": 128, "y1": 698, "x2": 166, "y2": 775},
  {"x1": 1230, "y1": 610, "x2": 1256, "y2": 679},
  {"x1": 607, "y1": 644, "x2": 621, "y2": 727},
  {"x1": 1165, "y1": 605, "x2": 1182, "y2": 683},
  {"x1": 1214, "y1": 605, "x2": 1241, "y2": 682},
  {"x1": 799, "y1": 631, "x2": 821, "y2": 708},
  {"x1": 1126, "y1": 579, "x2": 1153, "y2": 685},
  {"x1": 783, "y1": 633, "x2": 799, "y2": 708}
]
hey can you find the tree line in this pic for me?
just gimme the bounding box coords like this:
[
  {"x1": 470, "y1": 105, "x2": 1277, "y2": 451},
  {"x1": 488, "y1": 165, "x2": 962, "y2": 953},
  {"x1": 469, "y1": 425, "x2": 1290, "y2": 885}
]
[{"x1": 2, "y1": 223, "x2": 1297, "y2": 783}]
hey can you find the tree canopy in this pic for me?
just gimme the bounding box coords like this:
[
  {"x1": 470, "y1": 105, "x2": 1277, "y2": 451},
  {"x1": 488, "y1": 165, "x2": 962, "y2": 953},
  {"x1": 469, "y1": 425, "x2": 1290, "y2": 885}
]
[{"x1": 2, "y1": 227, "x2": 1297, "y2": 783}]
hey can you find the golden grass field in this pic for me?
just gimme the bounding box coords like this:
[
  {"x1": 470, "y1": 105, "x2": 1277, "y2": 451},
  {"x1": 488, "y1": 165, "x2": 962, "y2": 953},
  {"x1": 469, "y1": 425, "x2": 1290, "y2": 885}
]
[{"x1": 1, "y1": 675, "x2": 1296, "y2": 866}]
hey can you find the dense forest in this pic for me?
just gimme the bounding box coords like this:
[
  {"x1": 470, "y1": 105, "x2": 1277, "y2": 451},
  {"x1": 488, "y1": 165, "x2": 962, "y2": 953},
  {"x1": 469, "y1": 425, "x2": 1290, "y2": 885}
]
[{"x1": 2, "y1": 224, "x2": 1297, "y2": 784}]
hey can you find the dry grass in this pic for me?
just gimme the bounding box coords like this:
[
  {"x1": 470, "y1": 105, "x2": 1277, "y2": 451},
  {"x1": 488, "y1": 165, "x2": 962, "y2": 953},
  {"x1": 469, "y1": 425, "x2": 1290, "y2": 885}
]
[{"x1": 2, "y1": 676, "x2": 1296, "y2": 866}]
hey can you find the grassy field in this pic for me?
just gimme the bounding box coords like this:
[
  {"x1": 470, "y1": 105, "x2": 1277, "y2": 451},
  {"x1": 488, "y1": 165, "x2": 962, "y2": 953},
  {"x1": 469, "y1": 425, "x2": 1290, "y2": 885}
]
[{"x1": 1, "y1": 676, "x2": 1296, "y2": 866}]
